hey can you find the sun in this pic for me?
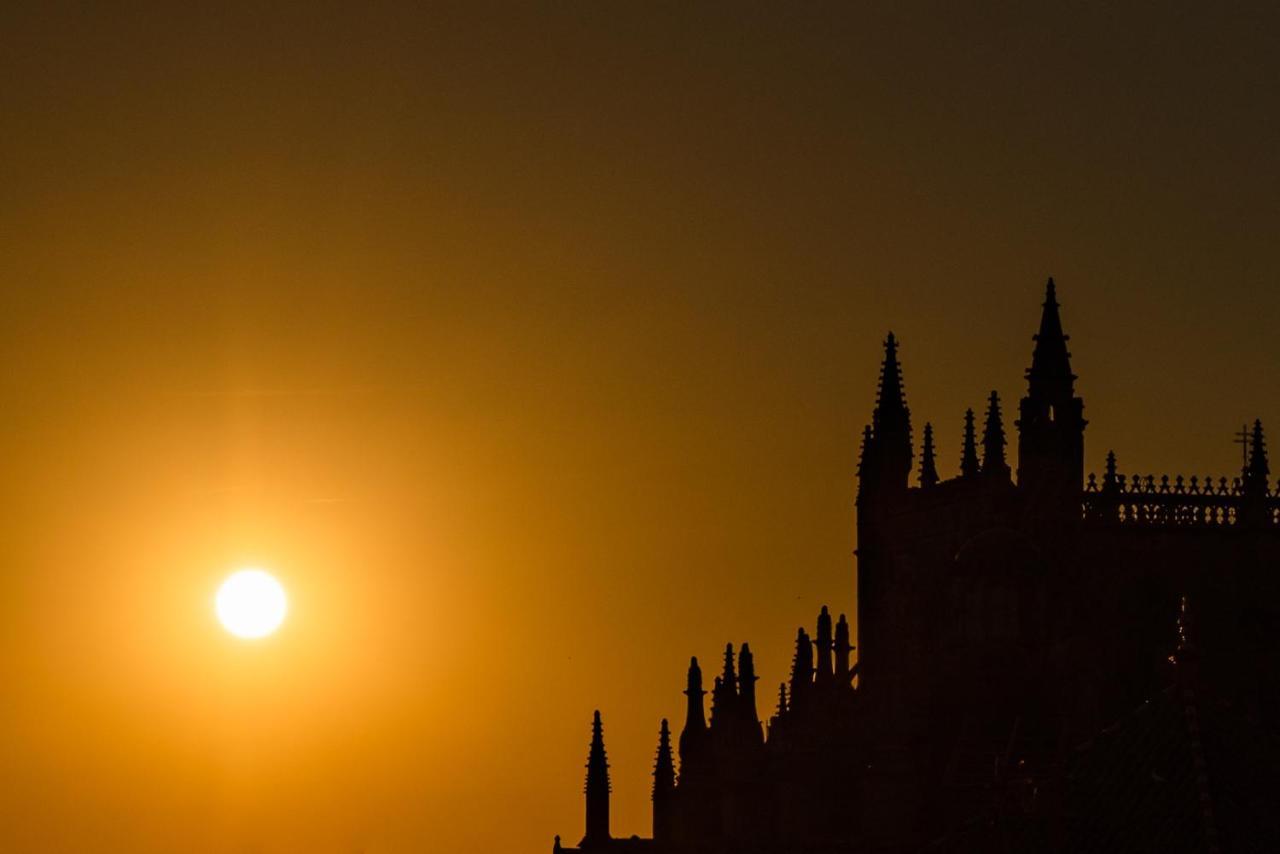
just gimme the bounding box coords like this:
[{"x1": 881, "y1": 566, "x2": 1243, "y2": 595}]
[{"x1": 216, "y1": 568, "x2": 288, "y2": 638}]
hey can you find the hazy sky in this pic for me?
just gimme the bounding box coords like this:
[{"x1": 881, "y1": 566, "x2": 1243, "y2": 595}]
[{"x1": 2, "y1": 3, "x2": 1279, "y2": 852}]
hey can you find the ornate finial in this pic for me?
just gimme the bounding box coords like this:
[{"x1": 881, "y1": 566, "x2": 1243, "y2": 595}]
[
  {"x1": 776, "y1": 682, "x2": 788, "y2": 716},
  {"x1": 981, "y1": 390, "x2": 1010, "y2": 479},
  {"x1": 919, "y1": 422, "x2": 939, "y2": 488},
  {"x1": 960, "y1": 408, "x2": 980, "y2": 478}
]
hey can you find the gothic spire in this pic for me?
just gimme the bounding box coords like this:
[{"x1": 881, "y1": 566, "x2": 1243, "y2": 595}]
[
  {"x1": 651, "y1": 719, "x2": 676, "y2": 842},
  {"x1": 919, "y1": 422, "x2": 939, "y2": 488},
  {"x1": 869, "y1": 333, "x2": 913, "y2": 489},
  {"x1": 776, "y1": 682, "x2": 788, "y2": 716},
  {"x1": 1026, "y1": 277, "x2": 1076, "y2": 399},
  {"x1": 982, "y1": 391, "x2": 1010, "y2": 479},
  {"x1": 583, "y1": 710, "x2": 611, "y2": 846},
  {"x1": 653, "y1": 719, "x2": 674, "y2": 796},
  {"x1": 960, "y1": 408, "x2": 980, "y2": 478},
  {"x1": 1016, "y1": 278, "x2": 1087, "y2": 504}
]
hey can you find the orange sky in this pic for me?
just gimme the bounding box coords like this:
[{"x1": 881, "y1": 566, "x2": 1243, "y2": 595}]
[{"x1": 2, "y1": 4, "x2": 1279, "y2": 852}]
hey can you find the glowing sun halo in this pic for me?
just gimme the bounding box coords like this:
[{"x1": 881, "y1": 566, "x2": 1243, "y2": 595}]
[{"x1": 216, "y1": 569, "x2": 288, "y2": 638}]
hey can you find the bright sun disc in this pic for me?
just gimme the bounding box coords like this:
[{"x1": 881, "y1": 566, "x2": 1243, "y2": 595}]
[{"x1": 216, "y1": 569, "x2": 288, "y2": 638}]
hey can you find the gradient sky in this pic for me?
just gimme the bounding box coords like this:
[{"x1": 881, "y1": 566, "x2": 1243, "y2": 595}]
[{"x1": 2, "y1": 3, "x2": 1279, "y2": 852}]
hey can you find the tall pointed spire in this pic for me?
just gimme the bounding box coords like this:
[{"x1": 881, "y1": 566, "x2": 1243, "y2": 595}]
[
  {"x1": 651, "y1": 719, "x2": 676, "y2": 842},
  {"x1": 919, "y1": 422, "x2": 939, "y2": 488},
  {"x1": 1017, "y1": 278, "x2": 1086, "y2": 504},
  {"x1": 583, "y1": 711, "x2": 611, "y2": 846},
  {"x1": 960, "y1": 408, "x2": 980, "y2": 478},
  {"x1": 981, "y1": 391, "x2": 1010, "y2": 480},
  {"x1": 866, "y1": 333, "x2": 913, "y2": 491},
  {"x1": 1026, "y1": 277, "x2": 1075, "y2": 398}
]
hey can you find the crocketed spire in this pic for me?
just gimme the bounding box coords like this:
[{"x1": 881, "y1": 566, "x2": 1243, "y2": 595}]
[
  {"x1": 651, "y1": 719, "x2": 676, "y2": 841},
  {"x1": 919, "y1": 422, "x2": 939, "y2": 488},
  {"x1": 867, "y1": 333, "x2": 913, "y2": 490},
  {"x1": 982, "y1": 391, "x2": 1010, "y2": 480},
  {"x1": 652, "y1": 719, "x2": 674, "y2": 797},
  {"x1": 1016, "y1": 278, "x2": 1086, "y2": 503},
  {"x1": 775, "y1": 682, "x2": 788, "y2": 716},
  {"x1": 583, "y1": 711, "x2": 611, "y2": 845},
  {"x1": 1026, "y1": 277, "x2": 1076, "y2": 399},
  {"x1": 960, "y1": 408, "x2": 980, "y2": 478}
]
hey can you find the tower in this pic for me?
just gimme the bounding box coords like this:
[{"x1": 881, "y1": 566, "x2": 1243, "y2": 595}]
[
  {"x1": 583, "y1": 711, "x2": 611, "y2": 847},
  {"x1": 1016, "y1": 278, "x2": 1086, "y2": 514}
]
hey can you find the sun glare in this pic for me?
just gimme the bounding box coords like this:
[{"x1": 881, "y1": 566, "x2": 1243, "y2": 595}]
[{"x1": 216, "y1": 569, "x2": 288, "y2": 639}]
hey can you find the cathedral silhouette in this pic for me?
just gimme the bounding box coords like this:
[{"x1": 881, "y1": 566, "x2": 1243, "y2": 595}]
[{"x1": 552, "y1": 280, "x2": 1280, "y2": 853}]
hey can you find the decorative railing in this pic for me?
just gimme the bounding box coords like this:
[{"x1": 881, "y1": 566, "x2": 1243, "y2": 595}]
[{"x1": 1081, "y1": 471, "x2": 1280, "y2": 528}]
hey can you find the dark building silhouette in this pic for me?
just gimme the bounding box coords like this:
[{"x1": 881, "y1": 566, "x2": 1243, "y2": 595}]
[{"x1": 553, "y1": 280, "x2": 1280, "y2": 853}]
